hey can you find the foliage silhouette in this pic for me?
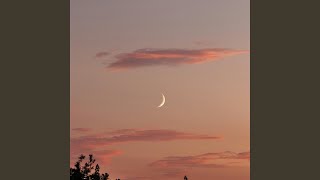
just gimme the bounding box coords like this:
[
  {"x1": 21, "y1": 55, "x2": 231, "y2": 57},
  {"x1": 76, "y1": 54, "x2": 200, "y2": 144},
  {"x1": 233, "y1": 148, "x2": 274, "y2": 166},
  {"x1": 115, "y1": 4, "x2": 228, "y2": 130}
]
[
  {"x1": 70, "y1": 154, "x2": 189, "y2": 180},
  {"x1": 70, "y1": 154, "x2": 110, "y2": 180}
]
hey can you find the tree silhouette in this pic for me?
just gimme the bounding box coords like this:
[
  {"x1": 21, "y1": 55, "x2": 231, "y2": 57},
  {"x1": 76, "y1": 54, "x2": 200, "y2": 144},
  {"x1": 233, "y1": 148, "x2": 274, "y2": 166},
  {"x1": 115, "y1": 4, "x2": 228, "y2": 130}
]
[
  {"x1": 70, "y1": 154, "x2": 110, "y2": 180},
  {"x1": 71, "y1": 154, "x2": 189, "y2": 180},
  {"x1": 101, "y1": 173, "x2": 110, "y2": 180},
  {"x1": 89, "y1": 164, "x2": 101, "y2": 180}
]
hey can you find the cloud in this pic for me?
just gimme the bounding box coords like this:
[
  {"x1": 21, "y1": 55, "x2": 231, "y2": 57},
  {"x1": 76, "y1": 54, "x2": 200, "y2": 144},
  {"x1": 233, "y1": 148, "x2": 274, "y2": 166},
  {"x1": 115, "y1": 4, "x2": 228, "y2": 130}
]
[
  {"x1": 70, "y1": 149, "x2": 122, "y2": 167},
  {"x1": 72, "y1": 128, "x2": 92, "y2": 132},
  {"x1": 70, "y1": 130, "x2": 122, "y2": 165},
  {"x1": 70, "y1": 129, "x2": 221, "y2": 167},
  {"x1": 95, "y1": 51, "x2": 110, "y2": 58},
  {"x1": 91, "y1": 149, "x2": 123, "y2": 164},
  {"x1": 71, "y1": 129, "x2": 221, "y2": 150},
  {"x1": 193, "y1": 41, "x2": 212, "y2": 46},
  {"x1": 161, "y1": 168, "x2": 188, "y2": 178},
  {"x1": 149, "y1": 151, "x2": 250, "y2": 169},
  {"x1": 103, "y1": 48, "x2": 248, "y2": 70}
]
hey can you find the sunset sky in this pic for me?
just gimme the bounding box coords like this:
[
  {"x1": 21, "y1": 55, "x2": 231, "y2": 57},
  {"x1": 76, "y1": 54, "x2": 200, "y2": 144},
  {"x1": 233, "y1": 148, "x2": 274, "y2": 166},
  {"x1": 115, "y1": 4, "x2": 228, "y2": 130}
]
[{"x1": 70, "y1": 0, "x2": 250, "y2": 179}]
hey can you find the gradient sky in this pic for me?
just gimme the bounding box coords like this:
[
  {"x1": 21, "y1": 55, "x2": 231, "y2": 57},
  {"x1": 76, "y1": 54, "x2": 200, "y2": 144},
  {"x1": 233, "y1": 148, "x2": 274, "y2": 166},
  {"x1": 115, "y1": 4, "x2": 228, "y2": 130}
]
[{"x1": 70, "y1": 0, "x2": 250, "y2": 179}]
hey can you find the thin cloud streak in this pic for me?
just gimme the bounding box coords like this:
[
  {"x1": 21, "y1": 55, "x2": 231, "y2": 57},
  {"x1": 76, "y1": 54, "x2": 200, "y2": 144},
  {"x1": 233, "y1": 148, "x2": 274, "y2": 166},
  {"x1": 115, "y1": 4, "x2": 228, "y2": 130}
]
[
  {"x1": 70, "y1": 129, "x2": 222, "y2": 167},
  {"x1": 70, "y1": 149, "x2": 122, "y2": 167},
  {"x1": 161, "y1": 169, "x2": 188, "y2": 178},
  {"x1": 92, "y1": 149, "x2": 123, "y2": 164},
  {"x1": 150, "y1": 151, "x2": 250, "y2": 169},
  {"x1": 95, "y1": 51, "x2": 110, "y2": 58},
  {"x1": 71, "y1": 129, "x2": 222, "y2": 149},
  {"x1": 103, "y1": 48, "x2": 248, "y2": 70},
  {"x1": 72, "y1": 128, "x2": 92, "y2": 132}
]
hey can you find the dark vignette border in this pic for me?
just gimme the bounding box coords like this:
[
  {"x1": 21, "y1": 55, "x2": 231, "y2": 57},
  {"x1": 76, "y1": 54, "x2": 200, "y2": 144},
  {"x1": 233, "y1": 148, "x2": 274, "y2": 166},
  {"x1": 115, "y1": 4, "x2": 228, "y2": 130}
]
[
  {"x1": 251, "y1": 1, "x2": 320, "y2": 180},
  {"x1": 1, "y1": 0, "x2": 69, "y2": 179},
  {"x1": 1, "y1": 0, "x2": 320, "y2": 179}
]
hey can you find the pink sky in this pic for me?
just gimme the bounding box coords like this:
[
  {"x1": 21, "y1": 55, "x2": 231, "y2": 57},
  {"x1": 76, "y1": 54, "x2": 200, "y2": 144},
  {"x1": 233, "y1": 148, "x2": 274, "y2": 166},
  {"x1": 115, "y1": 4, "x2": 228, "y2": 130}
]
[{"x1": 71, "y1": 0, "x2": 250, "y2": 179}]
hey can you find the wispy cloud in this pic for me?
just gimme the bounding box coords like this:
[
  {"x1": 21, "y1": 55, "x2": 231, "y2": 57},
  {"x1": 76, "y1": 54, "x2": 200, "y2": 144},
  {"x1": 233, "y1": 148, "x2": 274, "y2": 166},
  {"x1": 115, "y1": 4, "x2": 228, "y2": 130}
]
[
  {"x1": 72, "y1": 128, "x2": 92, "y2": 132},
  {"x1": 150, "y1": 151, "x2": 250, "y2": 169},
  {"x1": 161, "y1": 168, "x2": 188, "y2": 178},
  {"x1": 70, "y1": 129, "x2": 221, "y2": 166},
  {"x1": 95, "y1": 51, "x2": 110, "y2": 58},
  {"x1": 71, "y1": 129, "x2": 221, "y2": 150},
  {"x1": 91, "y1": 149, "x2": 123, "y2": 164},
  {"x1": 70, "y1": 149, "x2": 122, "y2": 167},
  {"x1": 193, "y1": 41, "x2": 212, "y2": 46},
  {"x1": 101, "y1": 48, "x2": 248, "y2": 70}
]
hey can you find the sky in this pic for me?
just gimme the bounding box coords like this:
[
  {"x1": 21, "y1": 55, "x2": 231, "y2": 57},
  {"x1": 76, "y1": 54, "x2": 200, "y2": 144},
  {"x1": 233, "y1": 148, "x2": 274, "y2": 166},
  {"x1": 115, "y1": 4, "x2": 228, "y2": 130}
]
[{"x1": 70, "y1": 0, "x2": 250, "y2": 179}]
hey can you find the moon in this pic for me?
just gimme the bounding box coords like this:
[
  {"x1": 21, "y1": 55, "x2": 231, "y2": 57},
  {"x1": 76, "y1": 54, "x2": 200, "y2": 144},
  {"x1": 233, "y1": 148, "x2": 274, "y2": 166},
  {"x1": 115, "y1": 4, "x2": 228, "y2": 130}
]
[{"x1": 158, "y1": 93, "x2": 166, "y2": 108}]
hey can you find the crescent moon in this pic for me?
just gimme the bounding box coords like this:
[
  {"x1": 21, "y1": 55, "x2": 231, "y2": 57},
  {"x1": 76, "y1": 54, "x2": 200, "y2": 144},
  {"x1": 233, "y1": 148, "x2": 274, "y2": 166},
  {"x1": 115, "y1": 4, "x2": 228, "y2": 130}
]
[{"x1": 158, "y1": 93, "x2": 166, "y2": 108}]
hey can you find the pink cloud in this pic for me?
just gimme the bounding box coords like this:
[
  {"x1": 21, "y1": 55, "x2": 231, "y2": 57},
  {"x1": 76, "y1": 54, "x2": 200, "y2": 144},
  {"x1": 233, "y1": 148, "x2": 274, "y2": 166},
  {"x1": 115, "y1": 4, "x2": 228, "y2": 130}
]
[
  {"x1": 150, "y1": 151, "x2": 250, "y2": 169},
  {"x1": 104, "y1": 48, "x2": 248, "y2": 70},
  {"x1": 70, "y1": 129, "x2": 221, "y2": 167},
  {"x1": 70, "y1": 149, "x2": 122, "y2": 168},
  {"x1": 71, "y1": 129, "x2": 221, "y2": 150},
  {"x1": 91, "y1": 149, "x2": 123, "y2": 165}
]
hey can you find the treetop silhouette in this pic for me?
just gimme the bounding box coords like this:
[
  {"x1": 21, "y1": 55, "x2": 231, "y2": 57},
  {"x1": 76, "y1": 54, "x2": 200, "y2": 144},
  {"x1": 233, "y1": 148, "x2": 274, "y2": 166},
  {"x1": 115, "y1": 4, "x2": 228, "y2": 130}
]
[
  {"x1": 70, "y1": 154, "x2": 110, "y2": 180},
  {"x1": 70, "y1": 154, "x2": 189, "y2": 180}
]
